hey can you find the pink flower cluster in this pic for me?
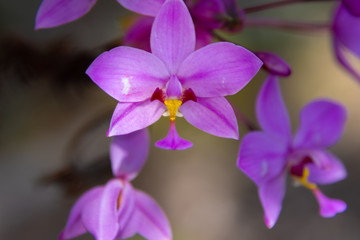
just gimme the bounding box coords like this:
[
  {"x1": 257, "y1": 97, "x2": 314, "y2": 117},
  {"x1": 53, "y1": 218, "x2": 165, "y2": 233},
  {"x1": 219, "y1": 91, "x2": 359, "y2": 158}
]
[{"x1": 34, "y1": 0, "x2": 354, "y2": 238}]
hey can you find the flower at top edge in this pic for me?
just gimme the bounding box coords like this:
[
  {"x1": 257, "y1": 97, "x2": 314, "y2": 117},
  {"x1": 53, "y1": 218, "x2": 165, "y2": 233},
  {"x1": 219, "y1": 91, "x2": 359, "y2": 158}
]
[
  {"x1": 237, "y1": 75, "x2": 347, "y2": 228},
  {"x1": 332, "y1": 0, "x2": 360, "y2": 83},
  {"x1": 59, "y1": 129, "x2": 172, "y2": 240},
  {"x1": 86, "y1": 0, "x2": 262, "y2": 150},
  {"x1": 35, "y1": 0, "x2": 245, "y2": 50}
]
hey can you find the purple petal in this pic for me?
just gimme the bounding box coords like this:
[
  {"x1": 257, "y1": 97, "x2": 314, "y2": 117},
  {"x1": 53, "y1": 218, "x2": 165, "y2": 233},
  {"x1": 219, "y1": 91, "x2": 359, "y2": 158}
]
[
  {"x1": 35, "y1": 0, "x2": 97, "y2": 29},
  {"x1": 180, "y1": 96, "x2": 239, "y2": 139},
  {"x1": 59, "y1": 187, "x2": 103, "y2": 240},
  {"x1": 166, "y1": 76, "x2": 183, "y2": 99},
  {"x1": 155, "y1": 121, "x2": 193, "y2": 150},
  {"x1": 306, "y1": 150, "x2": 347, "y2": 185},
  {"x1": 190, "y1": 0, "x2": 226, "y2": 29},
  {"x1": 255, "y1": 52, "x2": 291, "y2": 77},
  {"x1": 86, "y1": 46, "x2": 169, "y2": 102},
  {"x1": 123, "y1": 16, "x2": 154, "y2": 52},
  {"x1": 333, "y1": 37, "x2": 360, "y2": 82},
  {"x1": 333, "y1": 4, "x2": 360, "y2": 58},
  {"x1": 256, "y1": 75, "x2": 292, "y2": 142},
  {"x1": 178, "y1": 42, "x2": 262, "y2": 97},
  {"x1": 117, "y1": 181, "x2": 136, "y2": 232},
  {"x1": 135, "y1": 190, "x2": 172, "y2": 240},
  {"x1": 293, "y1": 99, "x2": 347, "y2": 149},
  {"x1": 258, "y1": 173, "x2": 287, "y2": 229},
  {"x1": 151, "y1": 0, "x2": 195, "y2": 73},
  {"x1": 81, "y1": 180, "x2": 124, "y2": 240},
  {"x1": 343, "y1": 0, "x2": 360, "y2": 16},
  {"x1": 110, "y1": 129, "x2": 150, "y2": 180},
  {"x1": 237, "y1": 132, "x2": 287, "y2": 186},
  {"x1": 108, "y1": 100, "x2": 166, "y2": 136},
  {"x1": 116, "y1": 210, "x2": 139, "y2": 239},
  {"x1": 117, "y1": 0, "x2": 165, "y2": 16},
  {"x1": 194, "y1": 26, "x2": 213, "y2": 49},
  {"x1": 312, "y1": 188, "x2": 347, "y2": 218}
]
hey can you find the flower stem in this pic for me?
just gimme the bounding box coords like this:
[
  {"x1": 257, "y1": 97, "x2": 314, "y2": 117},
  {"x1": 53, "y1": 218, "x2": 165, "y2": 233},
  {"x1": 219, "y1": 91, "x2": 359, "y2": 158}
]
[
  {"x1": 228, "y1": 99, "x2": 258, "y2": 132},
  {"x1": 246, "y1": 18, "x2": 330, "y2": 31},
  {"x1": 244, "y1": 0, "x2": 335, "y2": 14}
]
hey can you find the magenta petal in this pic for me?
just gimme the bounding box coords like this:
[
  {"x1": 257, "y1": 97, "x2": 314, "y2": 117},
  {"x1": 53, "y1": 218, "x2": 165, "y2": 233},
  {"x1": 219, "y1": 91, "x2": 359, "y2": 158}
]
[
  {"x1": 117, "y1": 181, "x2": 136, "y2": 232},
  {"x1": 194, "y1": 26, "x2": 213, "y2": 49},
  {"x1": 178, "y1": 42, "x2": 262, "y2": 97},
  {"x1": 59, "y1": 187, "x2": 103, "y2": 240},
  {"x1": 110, "y1": 129, "x2": 150, "y2": 180},
  {"x1": 255, "y1": 52, "x2": 291, "y2": 77},
  {"x1": 312, "y1": 188, "x2": 347, "y2": 218},
  {"x1": 180, "y1": 97, "x2": 239, "y2": 139},
  {"x1": 333, "y1": 4, "x2": 360, "y2": 58},
  {"x1": 135, "y1": 190, "x2": 172, "y2": 240},
  {"x1": 108, "y1": 100, "x2": 166, "y2": 136},
  {"x1": 293, "y1": 99, "x2": 347, "y2": 149},
  {"x1": 256, "y1": 75, "x2": 292, "y2": 142},
  {"x1": 123, "y1": 16, "x2": 154, "y2": 52},
  {"x1": 306, "y1": 150, "x2": 347, "y2": 185},
  {"x1": 343, "y1": 0, "x2": 360, "y2": 16},
  {"x1": 237, "y1": 132, "x2": 287, "y2": 186},
  {"x1": 259, "y1": 173, "x2": 287, "y2": 229},
  {"x1": 155, "y1": 121, "x2": 193, "y2": 150},
  {"x1": 86, "y1": 46, "x2": 169, "y2": 102},
  {"x1": 333, "y1": 37, "x2": 360, "y2": 82},
  {"x1": 190, "y1": 0, "x2": 225, "y2": 29},
  {"x1": 81, "y1": 180, "x2": 123, "y2": 240},
  {"x1": 117, "y1": 0, "x2": 165, "y2": 16},
  {"x1": 151, "y1": 0, "x2": 195, "y2": 73},
  {"x1": 35, "y1": 0, "x2": 97, "y2": 29}
]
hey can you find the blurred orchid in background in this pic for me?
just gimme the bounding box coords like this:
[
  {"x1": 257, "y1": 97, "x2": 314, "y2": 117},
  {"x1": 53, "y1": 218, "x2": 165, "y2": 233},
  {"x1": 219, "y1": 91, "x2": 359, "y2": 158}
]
[
  {"x1": 86, "y1": 0, "x2": 262, "y2": 150},
  {"x1": 59, "y1": 129, "x2": 172, "y2": 240},
  {"x1": 332, "y1": 0, "x2": 360, "y2": 83},
  {"x1": 237, "y1": 76, "x2": 347, "y2": 228}
]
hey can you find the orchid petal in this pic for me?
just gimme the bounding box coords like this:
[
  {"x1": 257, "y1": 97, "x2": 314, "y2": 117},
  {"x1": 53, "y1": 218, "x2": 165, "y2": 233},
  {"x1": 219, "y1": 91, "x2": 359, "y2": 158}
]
[
  {"x1": 190, "y1": 0, "x2": 226, "y2": 29},
  {"x1": 81, "y1": 180, "x2": 123, "y2": 240},
  {"x1": 178, "y1": 42, "x2": 262, "y2": 97},
  {"x1": 59, "y1": 187, "x2": 103, "y2": 240},
  {"x1": 333, "y1": 4, "x2": 360, "y2": 58},
  {"x1": 35, "y1": 0, "x2": 97, "y2": 29},
  {"x1": 256, "y1": 75, "x2": 292, "y2": 142},
  {"x1": 110, "y1": 129, "x2": 150, "y2": 180},
  {"x1": 237, "y1": 132, "x2": 287, "y2": 186},
  {"x1": 155, "y1": 121, "x2": 193, "y2": 150},
  {"x1": 293, "y1": 99, "x2": 346, "y2": 149},
  {"x1": 123, "y1": 16, "x2": 154, "y2": 52},
  {"x1": 135, "y1": 190, "x2": 172, "y2": 240},
  {"x1": 258, "y1": 173, "x2": 287, "y2": 229},
  {"x1": 108, "y1": 100, "x2": 166, "y2": 136},
  {"x1": 255, "y1": 52, "x2": 291, "y2": 77},
  {"x1": 343, "y1": 0, "x2": 360, "y2": 16},
  {"x1": 194, "y1": 26, "x2": 213, "y2": 49},
  {"x1": 115, "y1": 182, "x2": 138, "y2": 239},
  {"x1": 312, "y1": 188, "x2": 347, "y2": 218},
  {"x1": 86, "y1": 46, "x2": 169, "y2": 102},
  {"x1": 333, "y1": 37, "x2": 360, "y2": 82},
  {"x1": 117, "y1": 182, "x2": 136, "y2": 232},
  {"x1": 180, "y1": 96, "x2": 239, "y2": 139},
  {"x1": 151, "y1": 0, "x2": 195, "y2": 73},
  {"x1": 116, "y1": 210, "x2": 139, "y2": 239},
  {"x1": 117, "y1": 0, "x2": 165, "y2": 16},
  {"x1": 306, "y1": 150, "x2": 347, "y2": 185}
]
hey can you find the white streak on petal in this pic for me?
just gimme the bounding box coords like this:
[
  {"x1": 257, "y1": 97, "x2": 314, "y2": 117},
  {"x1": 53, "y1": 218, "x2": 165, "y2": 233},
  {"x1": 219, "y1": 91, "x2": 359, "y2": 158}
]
[{"x1": 121, "y1": 76, "x2": 131, "y2": 95}]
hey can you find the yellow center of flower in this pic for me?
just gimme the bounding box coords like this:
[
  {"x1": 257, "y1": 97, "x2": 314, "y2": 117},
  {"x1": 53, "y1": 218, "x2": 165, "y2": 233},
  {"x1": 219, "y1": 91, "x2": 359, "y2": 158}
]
[
  {"x1": 164, "y1": 99, "x2": 182, "y2": 121},
  {"x1": 295, "y1": 167, "x2": 317, "y2": 190}
]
